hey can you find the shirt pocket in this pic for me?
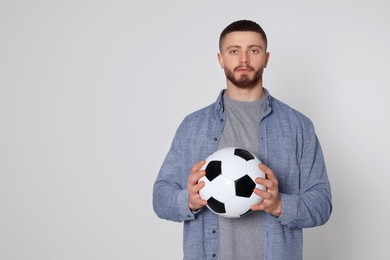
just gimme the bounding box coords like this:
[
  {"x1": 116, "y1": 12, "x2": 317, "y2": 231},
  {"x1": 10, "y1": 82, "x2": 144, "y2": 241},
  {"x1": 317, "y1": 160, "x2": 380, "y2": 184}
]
[{"x1": 265, "y1": 136, "x2": 299, "y2": 194}]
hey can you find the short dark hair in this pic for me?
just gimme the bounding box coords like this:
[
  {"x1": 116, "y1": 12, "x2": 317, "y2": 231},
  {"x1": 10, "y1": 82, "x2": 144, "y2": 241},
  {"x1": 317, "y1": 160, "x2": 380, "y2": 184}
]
[{"x1": 219, "y1": 20, "x2": 268, "y2": 51}]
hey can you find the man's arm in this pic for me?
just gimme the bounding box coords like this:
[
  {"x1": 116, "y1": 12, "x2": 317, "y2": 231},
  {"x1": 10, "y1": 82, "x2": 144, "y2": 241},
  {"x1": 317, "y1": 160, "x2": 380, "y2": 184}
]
[
  {"x1": 254, "y1": 126, "x2": 332, "y2": 228},
  {"x1": 152, "y1": 122, "x2": 206, "y2": 222}
]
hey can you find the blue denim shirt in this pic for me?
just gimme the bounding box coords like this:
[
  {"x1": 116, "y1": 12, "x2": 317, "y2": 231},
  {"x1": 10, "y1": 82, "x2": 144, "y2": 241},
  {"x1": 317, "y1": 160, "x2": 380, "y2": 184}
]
[{"x1": 153, "y1": 89, "x2": 332, "y2": 260}]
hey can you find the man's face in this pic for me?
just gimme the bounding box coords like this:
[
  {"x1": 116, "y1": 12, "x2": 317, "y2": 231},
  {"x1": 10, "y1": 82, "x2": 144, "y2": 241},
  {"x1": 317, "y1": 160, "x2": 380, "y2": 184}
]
[{"x1": 218, "y1": 31, "x2": 270, "y2": 89}]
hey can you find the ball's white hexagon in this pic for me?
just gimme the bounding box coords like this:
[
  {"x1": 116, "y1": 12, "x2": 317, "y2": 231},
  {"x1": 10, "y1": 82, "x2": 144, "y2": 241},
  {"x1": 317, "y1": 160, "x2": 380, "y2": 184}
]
[
  {"x1": 198, "y1": 176, "x2": 212, "y2": 200},
  {"x1": 245, "y1": 158, "x2": 265, "y2": 181},
  {"x1": 249, "y1": 192, "x2": 263, "y2": 205},
  {"x1": 209, "y1": 175, "x2": 235, "y2": 202},
  {"x1": 201, "y1": 147, "x2": 230, "y2": 167},
  {"x1": 221, "y1": 157, "x2": 248, "y2": 180},
  {"x1": 224, "y1": 196, "x2": 251, "y2": 216}
]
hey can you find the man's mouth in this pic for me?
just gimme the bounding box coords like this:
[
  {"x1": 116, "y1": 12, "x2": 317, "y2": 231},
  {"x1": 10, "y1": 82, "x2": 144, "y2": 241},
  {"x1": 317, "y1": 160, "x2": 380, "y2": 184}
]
[{"x1": 235, "y1": 66, "x2": 253, "y2": 72}]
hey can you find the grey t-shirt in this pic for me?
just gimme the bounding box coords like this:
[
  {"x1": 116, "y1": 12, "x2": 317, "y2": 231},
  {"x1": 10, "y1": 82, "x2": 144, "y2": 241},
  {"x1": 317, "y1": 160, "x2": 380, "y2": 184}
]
[{"x1": 217, "y1": 94, "x2": 265, "y2": 260}]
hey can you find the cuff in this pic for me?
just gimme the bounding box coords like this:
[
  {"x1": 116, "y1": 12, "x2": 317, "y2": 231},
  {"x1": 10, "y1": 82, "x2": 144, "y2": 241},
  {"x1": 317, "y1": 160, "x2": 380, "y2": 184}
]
[
  {"x1": 177, "y1": 189, "x2": 196, "y2": 221},
  {"x1": 274, "y1": 193, "x2": 299, "y2": 225}
]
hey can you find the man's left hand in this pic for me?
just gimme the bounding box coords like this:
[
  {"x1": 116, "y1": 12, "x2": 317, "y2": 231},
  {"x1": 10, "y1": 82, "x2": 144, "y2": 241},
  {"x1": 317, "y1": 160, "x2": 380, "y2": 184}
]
[{"x1": 251, "y1": 163, "x2": 282, "y2": 217}]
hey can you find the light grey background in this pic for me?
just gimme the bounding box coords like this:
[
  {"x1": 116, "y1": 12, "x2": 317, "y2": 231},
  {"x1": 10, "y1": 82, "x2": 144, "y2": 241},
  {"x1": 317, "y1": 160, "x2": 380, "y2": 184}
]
[{"x1": 1, "y1": 0, "x2": 389, "y2": 259}]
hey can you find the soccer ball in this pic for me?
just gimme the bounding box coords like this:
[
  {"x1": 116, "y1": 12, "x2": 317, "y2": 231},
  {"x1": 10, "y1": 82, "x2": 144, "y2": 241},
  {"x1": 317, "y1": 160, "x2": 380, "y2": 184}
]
[{"x1": 198, "y1": 147, "x2": 266, "y2": 218}]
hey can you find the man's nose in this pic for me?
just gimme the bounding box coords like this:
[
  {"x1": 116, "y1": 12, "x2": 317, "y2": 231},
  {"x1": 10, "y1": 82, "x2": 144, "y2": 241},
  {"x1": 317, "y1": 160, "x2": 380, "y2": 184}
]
[{"x1": 239, "y1": 52, "x2": 249, "y2": 64}]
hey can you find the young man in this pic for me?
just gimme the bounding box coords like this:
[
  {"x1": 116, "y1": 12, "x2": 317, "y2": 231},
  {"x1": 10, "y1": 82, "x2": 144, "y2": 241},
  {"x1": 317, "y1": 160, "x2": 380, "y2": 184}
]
[{"x1": 153, "y1": 20, "x2": 332, "y2": 260}]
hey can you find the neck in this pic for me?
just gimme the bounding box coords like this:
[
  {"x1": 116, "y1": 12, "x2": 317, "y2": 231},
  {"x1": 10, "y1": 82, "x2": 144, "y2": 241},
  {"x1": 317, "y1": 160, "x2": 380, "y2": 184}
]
[{"x1": 226, "y1": 84, "x2": 265, "y2": 102}]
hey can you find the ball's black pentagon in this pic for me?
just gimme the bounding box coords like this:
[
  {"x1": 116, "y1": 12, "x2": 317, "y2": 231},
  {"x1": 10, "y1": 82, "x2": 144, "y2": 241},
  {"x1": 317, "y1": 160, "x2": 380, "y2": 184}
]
[
  {"x1": 207, "y1": 197, "x2": 226, "y2": 213},
  {"x1": 204, "y1": 160, "x2": 222, "y2": 182},
  {"x1": 235, "y1": 174, "x2": 255, "y2": 198},
  {"x1": 234, "y1": 148, "x2": 255, "y2": 161}
]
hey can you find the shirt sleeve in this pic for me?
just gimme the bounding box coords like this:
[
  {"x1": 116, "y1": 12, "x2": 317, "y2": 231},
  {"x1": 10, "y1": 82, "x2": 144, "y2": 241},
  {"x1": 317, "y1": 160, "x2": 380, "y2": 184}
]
[
  {"x1": 276, "y1": 122, "x2": 332, "y2": 228},
  {"x1": 152, "y1": 120, "x2": 197, "y2": 222}
]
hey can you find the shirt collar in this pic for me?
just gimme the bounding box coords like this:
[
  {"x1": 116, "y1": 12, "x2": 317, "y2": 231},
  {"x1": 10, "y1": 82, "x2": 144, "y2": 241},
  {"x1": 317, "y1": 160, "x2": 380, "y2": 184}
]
[{"x1": 214, "y1": 88, "x2": 273, "y2": 116}]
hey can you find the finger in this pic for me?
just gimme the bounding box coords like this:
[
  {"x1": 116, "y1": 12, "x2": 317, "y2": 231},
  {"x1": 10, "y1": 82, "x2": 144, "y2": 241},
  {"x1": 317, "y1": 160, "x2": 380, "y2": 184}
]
[
  {"x1": 251, "y1": 203, "x2": 273, "y2": 212},
  {"x1": 251, "y1": 202, "x2": 265, "y2": 211},
  {"x1": 250, "y1": 197, "x2": 275, "y2": 212},
  {"x1": 189, "y1": 189, "x2": 206, "y2": 207},
  {"x1": 192, "y1": 160, "x2": 206, "y2": 173},
  {"x1": 253, "y1": 188, "x2": 271, "y2": 200},
  {"x1": 189, "y1": 193, "x2": 208, "y2": 211},
  {"x1": 190, "y1": 169, "x2": 206, "y2": 182},
  {"x1": 259, "y1": 163, "x2": 272, "y2": 177},
  {"x1": 189, "y1": 177, "x2": 205, "y2": 194},
  {"x1": 255, "y1": 177, "x2": 272, "y2": 189},
  {"x1": 193, "y1": 199, "x2": 208, "y2": 210},
  {"x1": 194, "y1": 180, "x2": 206, "y2": 193},
  {"x1": 197, "y1": 197, "x2": 208, "y2": 206},
  {"x1": 259, "y1": 164, "x2": 276, "y2": 180},
  {"x1": 189, "y1": 164, "x2": 206, "y2": 185}
]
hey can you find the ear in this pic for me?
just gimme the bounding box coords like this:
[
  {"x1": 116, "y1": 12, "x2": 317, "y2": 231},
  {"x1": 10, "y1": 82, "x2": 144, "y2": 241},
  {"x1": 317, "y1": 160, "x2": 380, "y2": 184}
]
[
  {"x1": 217, "y1": 53, "x2": 224, "y2": 69},
  {"x1": 264, "y1": 52, "x2": 270, "y2": 68}
]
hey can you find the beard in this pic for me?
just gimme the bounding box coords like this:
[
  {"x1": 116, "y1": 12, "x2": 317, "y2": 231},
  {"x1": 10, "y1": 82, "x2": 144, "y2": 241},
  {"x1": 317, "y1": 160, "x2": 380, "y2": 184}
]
[{"x1": 224, "y1": 65, "x2": 263, "y2": 89}]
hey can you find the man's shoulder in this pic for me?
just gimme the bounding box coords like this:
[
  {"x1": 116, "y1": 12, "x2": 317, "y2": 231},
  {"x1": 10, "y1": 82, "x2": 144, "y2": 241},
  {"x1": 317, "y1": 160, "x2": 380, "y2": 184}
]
[
  {"x1": 182, "y1": 90, "x2": 224, "y2": 123},
  {"x1": 183, "y1": 102, "x2": 216, "y2": 123},
  {"x1": 269, "y1": 95, "x2": 313, "y2": 126}
]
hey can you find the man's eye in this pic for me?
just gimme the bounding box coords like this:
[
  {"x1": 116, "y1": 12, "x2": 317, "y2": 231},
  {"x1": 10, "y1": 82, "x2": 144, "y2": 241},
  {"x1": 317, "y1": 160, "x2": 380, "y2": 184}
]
[
  {"x1": 230, "y1": 50, "x2": 239, "y2": 54},
  {"x1": 250, "y1": 49, "x2": 259, "y2": 54}
]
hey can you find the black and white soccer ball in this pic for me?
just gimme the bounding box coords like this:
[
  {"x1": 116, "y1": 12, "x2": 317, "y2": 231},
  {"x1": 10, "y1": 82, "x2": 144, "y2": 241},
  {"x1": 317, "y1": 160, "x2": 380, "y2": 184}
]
[{"x1": 198, "y1": 147, "x2": 266, "y2": 218}]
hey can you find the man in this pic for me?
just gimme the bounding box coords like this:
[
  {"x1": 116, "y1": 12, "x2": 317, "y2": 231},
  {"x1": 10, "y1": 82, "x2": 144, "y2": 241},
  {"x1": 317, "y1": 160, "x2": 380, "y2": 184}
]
[{"x1": 153, "y1": 20, "x2": 332, "y2": 260}]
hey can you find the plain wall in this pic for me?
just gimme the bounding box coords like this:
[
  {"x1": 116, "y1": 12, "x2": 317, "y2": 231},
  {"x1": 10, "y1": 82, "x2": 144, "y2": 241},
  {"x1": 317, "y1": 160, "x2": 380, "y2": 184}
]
[{"x1": 1, "y1": 0, "x2": 389, "y2": 259}]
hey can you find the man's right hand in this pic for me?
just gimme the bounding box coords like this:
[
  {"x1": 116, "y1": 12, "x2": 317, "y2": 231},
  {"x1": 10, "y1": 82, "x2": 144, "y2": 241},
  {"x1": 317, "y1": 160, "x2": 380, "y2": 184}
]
[{"x1": 188, "y1": 160, "x2": 208, "y2": 211}]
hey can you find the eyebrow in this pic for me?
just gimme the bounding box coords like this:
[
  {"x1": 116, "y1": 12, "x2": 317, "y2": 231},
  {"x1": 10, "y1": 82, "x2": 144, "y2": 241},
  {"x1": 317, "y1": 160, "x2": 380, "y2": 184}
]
[{"x1": 225, "y1": 44, "x2": 264, "y2": 51}]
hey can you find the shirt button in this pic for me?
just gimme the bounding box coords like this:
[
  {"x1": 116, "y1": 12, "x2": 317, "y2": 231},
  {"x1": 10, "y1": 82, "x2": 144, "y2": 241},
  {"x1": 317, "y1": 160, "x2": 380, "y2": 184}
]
[
  {"x1": 213, "y1": 137, "x2": 218, "y2": 141},
  {"x1": 212, "y1": 230, "x2": 216, "y2": 233},
  {"x1": 220, "y1": 119, "x2": 224, "y2": 122},
  {"x1": 212, "y1": 253, "x2": 216, "y2": 257}
]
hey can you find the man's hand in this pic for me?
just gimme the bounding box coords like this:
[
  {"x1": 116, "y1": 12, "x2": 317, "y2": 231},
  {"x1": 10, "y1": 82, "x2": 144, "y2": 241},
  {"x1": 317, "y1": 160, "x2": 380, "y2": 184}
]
[
  {"x1": 188, "y1": 160, "x2": 208, "y2": 211},
  {"x1": 251, "y1": 163, "x2": 282, "y2": 217}
]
